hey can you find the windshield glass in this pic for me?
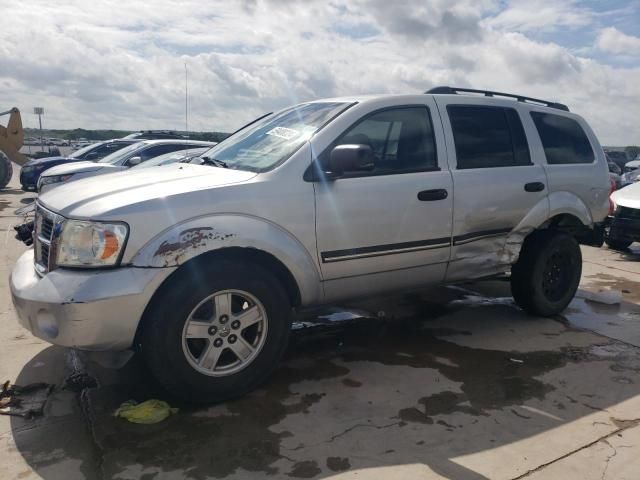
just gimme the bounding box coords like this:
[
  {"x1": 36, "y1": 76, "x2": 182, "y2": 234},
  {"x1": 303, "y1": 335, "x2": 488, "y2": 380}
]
[
  {"x1": 98, "y1": 142, "x2": 144, "y2": 164},
  {"x1": 134, "y1": 148, "x2": 209, "y2": 169},
  {"x1": 200, "y1": 102, "x2": 350, "y2": 172},
  {"x1": 69, "y1": 142, "x2": 102, "y2": 158}
]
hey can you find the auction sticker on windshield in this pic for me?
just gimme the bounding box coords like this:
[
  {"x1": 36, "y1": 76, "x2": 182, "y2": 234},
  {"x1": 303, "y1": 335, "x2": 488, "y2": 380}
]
[{"x1": 266, "y1": 127, "x2": 299, "y2": 140}]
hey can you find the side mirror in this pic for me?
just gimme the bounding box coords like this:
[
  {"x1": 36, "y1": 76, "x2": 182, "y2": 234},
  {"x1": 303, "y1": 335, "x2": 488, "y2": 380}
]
[
  {"x1": 128, "y1": 156, "x2": 142, "y2": 166},
  {"x1": 329, "y1": 144, "x2": 375, "y2": 176},
  {"x1": 84, "y1": 151, "x2": 99, "y2": 160}
]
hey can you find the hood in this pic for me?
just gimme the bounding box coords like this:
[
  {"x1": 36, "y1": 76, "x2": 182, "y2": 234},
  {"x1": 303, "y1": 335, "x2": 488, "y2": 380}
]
[
  {"x1": 38, "y1": 163, "x2": 257, "y2": 218},
  {"x1": 612, "y1": 182, "x2": 640, "y2": 210},
  {"x1": 25, "y1": 156, "x2": 74, "y2": 166},
  {"x1": 42, "y1": 161, "x2": 106, "y2": 176}
]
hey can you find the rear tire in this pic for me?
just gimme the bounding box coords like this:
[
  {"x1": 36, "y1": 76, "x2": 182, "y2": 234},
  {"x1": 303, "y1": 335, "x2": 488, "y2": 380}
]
[
  {"x1": 511, "y1": 231, "x2": 582, "y2": 316},
  {"x1": 139, "y1": 258, "x2": 292, "y2": 403}
]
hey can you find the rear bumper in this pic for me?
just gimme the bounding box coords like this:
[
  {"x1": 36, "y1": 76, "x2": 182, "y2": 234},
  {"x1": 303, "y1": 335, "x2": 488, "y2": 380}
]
[{"x1": 10, "y1": 249, "x2": 176, "y2": 351}]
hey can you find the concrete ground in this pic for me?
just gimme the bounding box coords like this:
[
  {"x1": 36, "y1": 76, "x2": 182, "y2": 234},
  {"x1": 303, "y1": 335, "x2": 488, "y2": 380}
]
[{"x1": 2, "y1": 169, "x2": 640, "y2": 480}]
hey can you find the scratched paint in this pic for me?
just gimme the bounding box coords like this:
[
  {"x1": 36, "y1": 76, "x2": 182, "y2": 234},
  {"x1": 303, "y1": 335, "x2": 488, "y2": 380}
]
[{"x1": 153, "y1": 227, "x2": 235, "y2": 265}]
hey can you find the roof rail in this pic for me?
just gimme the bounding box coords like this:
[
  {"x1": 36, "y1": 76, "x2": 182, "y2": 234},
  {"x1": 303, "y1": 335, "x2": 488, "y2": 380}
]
[{"x1": 426, "y1": 86, "x2": 569, "y2": 112}]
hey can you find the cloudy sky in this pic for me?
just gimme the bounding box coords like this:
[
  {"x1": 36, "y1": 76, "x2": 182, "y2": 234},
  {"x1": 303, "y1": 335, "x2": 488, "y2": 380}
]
[{"x1": 1, "y1": 0, "x2": 638, "y2": 145}]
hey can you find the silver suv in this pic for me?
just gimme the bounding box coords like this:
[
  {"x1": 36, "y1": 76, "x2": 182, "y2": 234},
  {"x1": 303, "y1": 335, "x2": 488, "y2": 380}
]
[{"x1": 11, "y1": 87, "x2": 610, "y2": 402}]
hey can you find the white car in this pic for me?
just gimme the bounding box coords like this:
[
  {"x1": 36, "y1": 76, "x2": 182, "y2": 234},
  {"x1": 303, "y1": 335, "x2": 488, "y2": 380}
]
[
  {"x1": 12, "y1": 87, "x2": 610, "y2": 403},
  {"x1": 38, "y1": 139, "x2": 215, "y2": 192},
  {"x1": 607, "y1": 181, "x2": 640, "y2": 250},
  {"x1": 623, "y1": 159, "x2": 640, "y2": 174}
]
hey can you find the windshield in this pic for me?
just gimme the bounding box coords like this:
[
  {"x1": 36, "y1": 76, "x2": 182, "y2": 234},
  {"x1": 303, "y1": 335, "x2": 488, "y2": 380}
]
[
  {"x1": 134, "y1": 148, "x2": 209, "y2": 169},
  {"x1": 200, "y1": 102, "x2": 350, "y2": 172},
  {"x1": 69, "y1": 142, "x2": 102, "y2": 158},
  {"x1": 98, "y1": 142, "x2": 144, "y2": 164}
]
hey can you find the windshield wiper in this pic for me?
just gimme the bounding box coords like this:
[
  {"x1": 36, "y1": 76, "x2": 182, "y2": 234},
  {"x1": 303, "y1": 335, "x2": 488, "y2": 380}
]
[{"x1": 200, "y1": 157, "x2": 228, "y2": 168}]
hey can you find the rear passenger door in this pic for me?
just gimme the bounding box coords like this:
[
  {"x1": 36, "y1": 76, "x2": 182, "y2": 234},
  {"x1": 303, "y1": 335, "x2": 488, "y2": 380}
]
[{"x1": 436, "y1": 99, "x2": 548, "y2": 282}]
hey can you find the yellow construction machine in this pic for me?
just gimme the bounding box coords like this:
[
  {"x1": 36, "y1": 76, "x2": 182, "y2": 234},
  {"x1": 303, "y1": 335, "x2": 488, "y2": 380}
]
[{"x1": 0, "y1": 107, "x2": 27, "y2": 189}]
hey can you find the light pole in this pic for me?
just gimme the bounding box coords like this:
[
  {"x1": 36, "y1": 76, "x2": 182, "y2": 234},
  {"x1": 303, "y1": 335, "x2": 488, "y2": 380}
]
[
  {"x1": 34, "y1": 107, "x2": 44, "y2": 151},
  {"x1": 184, "y1": 63, "x2": 189, "y2": 134}
]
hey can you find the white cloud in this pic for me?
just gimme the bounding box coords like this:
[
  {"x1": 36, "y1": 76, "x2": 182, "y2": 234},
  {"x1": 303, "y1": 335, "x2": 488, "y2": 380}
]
[
  {"x1": 596, "y1": 27, "x2": 640, "y2": 56},
  {"x1": 484, "y1": 0, "x2": 593, "y2": 32},
  {"x1": 0, "y1": 0, "x2": 638, "y2": 145}
]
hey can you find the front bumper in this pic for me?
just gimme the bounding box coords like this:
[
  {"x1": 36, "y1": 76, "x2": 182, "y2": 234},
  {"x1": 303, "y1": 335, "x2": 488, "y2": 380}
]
[
  {"x1": 608, "y1": 216, "x2": 640, "y2": 242},
  {"x1": 10, "y1": 249, "x2": 176, "y2": 351}
]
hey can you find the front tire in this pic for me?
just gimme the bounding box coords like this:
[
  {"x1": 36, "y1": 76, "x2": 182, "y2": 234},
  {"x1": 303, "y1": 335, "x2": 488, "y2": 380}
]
[
  {"x1": 139, "y1": 258, "x2": 292, "y2": 403},
  {"x1": 511, "y1": 231, "x2": 582, "y2": 316}
]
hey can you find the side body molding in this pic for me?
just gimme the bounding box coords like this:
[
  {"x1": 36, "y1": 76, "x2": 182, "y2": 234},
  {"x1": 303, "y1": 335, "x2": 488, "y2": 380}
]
[{"x1": 130, "y1": 214, "x2": 323, "y2": 305}]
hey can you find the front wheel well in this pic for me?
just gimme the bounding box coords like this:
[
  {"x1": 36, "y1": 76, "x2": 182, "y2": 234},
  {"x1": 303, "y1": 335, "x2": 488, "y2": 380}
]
[{"x1": 134, "y1": 247, "x2": 301, "y2": 348}]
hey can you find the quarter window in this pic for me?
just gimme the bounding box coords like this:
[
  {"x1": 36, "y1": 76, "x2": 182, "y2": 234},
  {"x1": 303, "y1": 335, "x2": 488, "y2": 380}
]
[
  {"x1": 530, "y1": 112, "x2": 594, "y2": 164},
  {"x1": 448, "y1": 105, "x2": 531, "y2": 169},
  {"x1": 330, "y1": 106, "x2": 437, "y2": 174}
]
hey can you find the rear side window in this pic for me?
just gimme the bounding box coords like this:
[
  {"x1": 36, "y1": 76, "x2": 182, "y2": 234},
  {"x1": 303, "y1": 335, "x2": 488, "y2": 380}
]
[
  {"x1": 448, "y1": 106, "x2": 531, "y2": 169},
  {"x1": 530, "y1": 112, "x2": 594, "y2": 164}
]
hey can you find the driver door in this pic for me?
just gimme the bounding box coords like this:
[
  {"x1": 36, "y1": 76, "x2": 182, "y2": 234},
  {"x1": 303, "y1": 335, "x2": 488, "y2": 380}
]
[{"x1": 313, "y1": 101, "x2": 453, "y2": 301}]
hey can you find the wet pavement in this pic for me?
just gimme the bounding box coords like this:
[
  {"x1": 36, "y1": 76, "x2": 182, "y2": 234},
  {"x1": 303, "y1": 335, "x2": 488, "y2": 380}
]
[{"x1": 2, "y1": 170, "x2": 640, "y2": 479}]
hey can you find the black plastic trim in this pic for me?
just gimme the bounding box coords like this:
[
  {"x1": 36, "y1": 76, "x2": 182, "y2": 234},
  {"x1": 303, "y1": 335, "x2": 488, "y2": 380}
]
[
  {"x1": 321, "y1": 237, "x2": 451, "y2": 263},
  {"x1": 427, "y1": 86, "x2": 569, "y2": 111},
  {"x1": 452, "y1": 228, "x2": 512, "y2": 245}
]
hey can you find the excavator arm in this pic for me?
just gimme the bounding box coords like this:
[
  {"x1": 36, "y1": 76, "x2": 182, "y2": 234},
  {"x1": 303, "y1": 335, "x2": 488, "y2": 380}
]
[{"x1": 0, "y1": 107, "x2": 27, "y2": 188}]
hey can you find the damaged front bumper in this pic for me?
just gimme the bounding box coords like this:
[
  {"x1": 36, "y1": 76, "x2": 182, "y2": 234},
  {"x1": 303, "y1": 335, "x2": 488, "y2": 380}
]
[{"x1": 10, "y1": 249, "x2": 176, "y2": 351}]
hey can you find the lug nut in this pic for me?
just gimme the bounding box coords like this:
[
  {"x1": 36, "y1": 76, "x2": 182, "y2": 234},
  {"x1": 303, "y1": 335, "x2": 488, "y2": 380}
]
[
  {"x1": 231, "y1": 320, "x2": 241, "y2": 330},
  {"x1": 219, "y1": 315, "x2": 229, "y2": 324},
  {"x1": 228, "y1": 334, "x2": 237, "y2": 344},
  {"x1": 208, "y1": 325, "x2": 218, "y2": 336},
  {"x1": 213, "y1": 338, "x2": 223, "y2": 348}
]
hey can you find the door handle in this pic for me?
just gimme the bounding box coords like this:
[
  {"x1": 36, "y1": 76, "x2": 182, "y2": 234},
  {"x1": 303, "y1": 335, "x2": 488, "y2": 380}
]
[
  {"x1": 418, "y1": 189, "x2": 448, "y2": 201},
  {"x1": 524, "y1": 182, "x2": 545, "y2": 192}
]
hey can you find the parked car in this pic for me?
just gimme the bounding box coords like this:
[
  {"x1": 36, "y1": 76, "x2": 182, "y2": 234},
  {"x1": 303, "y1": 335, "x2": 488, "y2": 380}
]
[
  {"x1": 607, "y1": 181, "x2": 640, "y2": 250},
  {"x1": 622, "y1": 169, "x2": 640, "y2": 185},
  {"x1": 124, "y1": 130, "x2": 188, "y2": 140},
  {"x1": 131, "y1": 147, "x2": 211, "y2": 169},
  {"x1": 623, "y1": 159, "x2": 640, "y2": 174},
  {"x1": 19, "y1": 139, "x2": 139, "y2": 190},
  {"x1": 604, "y1": 150, "x2": 629, "y2": 170},
  {"x1": 37, "y1": 140, "x2": 215, "y2": 192},
  {"x1": 607, "y1": 158, "x2": 622, "y2": 175},
  {"x1": 11, "y1": 87, "x2": 610, "y2": 403}
]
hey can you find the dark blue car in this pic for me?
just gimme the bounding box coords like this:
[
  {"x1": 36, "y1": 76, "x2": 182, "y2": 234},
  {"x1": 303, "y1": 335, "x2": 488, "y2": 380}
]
[{"x1": 19, "y1": 139, "x2": 139, "y2": 190}]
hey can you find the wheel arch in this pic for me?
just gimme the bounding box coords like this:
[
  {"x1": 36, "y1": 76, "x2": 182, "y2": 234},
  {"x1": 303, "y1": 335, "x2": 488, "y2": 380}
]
[
  {"x1": 130, "y1": 214, "x2": 322, "y2": 305},
  {"x1": 134, "y1": 246, "x2": 303, "y2": 349}
]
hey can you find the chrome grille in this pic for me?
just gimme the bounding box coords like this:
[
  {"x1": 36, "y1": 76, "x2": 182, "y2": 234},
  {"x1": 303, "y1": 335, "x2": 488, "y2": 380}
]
[{"x1": 34, "y1": 205, "x2": 62, "y2": 274}]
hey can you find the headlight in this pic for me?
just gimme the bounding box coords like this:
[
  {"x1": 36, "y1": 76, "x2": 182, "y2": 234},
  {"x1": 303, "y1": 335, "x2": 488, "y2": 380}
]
[
  {"x1": 56, "y1": 220, "x2": 128, "y2": 267},
  {"x1": 39, "y1": 174, "x2": 74, "y2": 188}
]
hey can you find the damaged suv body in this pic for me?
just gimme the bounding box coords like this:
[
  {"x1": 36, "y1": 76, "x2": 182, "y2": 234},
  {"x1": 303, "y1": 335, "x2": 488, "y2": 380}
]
[{"x1": 11, "y1": 88, "x2": 610, "y2": 402}]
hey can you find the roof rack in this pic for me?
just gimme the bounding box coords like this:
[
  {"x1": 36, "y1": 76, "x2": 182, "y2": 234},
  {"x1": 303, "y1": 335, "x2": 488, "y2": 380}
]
[{"x1": 426, "y1": 86, "x2": 569, "y2": 112}]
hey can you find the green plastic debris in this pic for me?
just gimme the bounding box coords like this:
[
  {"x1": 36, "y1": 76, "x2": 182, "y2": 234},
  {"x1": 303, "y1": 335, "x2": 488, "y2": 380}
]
[{"x1": 114, "y1": 399, "x2": 178, "y2": 424}]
